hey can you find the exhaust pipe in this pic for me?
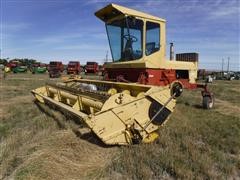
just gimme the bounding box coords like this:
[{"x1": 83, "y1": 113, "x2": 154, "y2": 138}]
[{"x1": 170, "y1": 42, "x2": 174, "y2": 61}]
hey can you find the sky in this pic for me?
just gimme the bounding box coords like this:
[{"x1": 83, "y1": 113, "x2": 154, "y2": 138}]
[{"x1": 0, "y1": 0, "x2": 239, "y2": 71}]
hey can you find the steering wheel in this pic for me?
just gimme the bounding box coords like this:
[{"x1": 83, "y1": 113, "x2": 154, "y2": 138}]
[{"x1": 123, "y1": 34, "x2": 138, "y2": 42}]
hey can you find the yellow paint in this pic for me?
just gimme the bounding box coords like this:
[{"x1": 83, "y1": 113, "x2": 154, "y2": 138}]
[
  {"x1": 142, "y1": 132, "x2": 159, "y2": 143},
  {"x1": 4, "y1": 67, "x2": 11, "y2": 73},
  {"x1": 32, "y1": 79, "x2": 176, "y2": 145}
]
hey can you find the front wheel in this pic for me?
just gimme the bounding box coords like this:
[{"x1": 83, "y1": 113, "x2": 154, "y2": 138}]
[{"x1": 202, "y1": 96, "x2": 214, "y2": 109}]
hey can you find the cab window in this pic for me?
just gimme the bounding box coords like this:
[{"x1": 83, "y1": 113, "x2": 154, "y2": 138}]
[
  {"x1": 106, "y1": 17, "x2": 143, "y2": 62},
  {"x1": 145, "y1": 21, "x2": 160, "y2": 56}
]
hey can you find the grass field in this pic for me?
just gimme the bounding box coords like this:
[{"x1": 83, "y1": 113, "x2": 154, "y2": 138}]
[{"x1": 0, "y1": 73, "x2": 239, "y2": 179}]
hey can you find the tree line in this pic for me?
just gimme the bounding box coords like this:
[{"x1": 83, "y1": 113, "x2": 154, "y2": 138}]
[{"x1": 0, "y1": 58, "x2": 38, "y2": 66}]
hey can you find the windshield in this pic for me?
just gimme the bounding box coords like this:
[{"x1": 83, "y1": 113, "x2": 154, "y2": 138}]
[
  {"x1": 69, "y1": 62, "x2": 77, "y2": 65},
  {"x1": 106, "y1": 17, "x2": 143, "y2": 62},
  {"x1": 68, "y1": 65, "x2": 76, "y2": 68},
  {"x1": 50, "y1": 62, "x2": 57, "y2": 65},
  {"x1": 87, "y1": 62, "x2": 96, "y2": 65}
]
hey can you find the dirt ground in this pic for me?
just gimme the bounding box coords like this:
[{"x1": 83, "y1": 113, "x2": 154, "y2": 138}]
[{"x1": 0, "y1": 73, "x2": 239, "y2": 179}]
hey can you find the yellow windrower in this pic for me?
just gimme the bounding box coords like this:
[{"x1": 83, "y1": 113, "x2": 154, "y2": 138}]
[
  {"x1": 32, "y1": 79, "x2": 180, "y2": 145},
  {"x1": 32, "y1": 3, "x2": 186, "y2": 145}
]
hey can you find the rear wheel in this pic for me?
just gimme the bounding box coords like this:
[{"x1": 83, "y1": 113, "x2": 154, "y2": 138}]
[{"x1": 202, "y1": 96, "x2": 214, "y2": 109}]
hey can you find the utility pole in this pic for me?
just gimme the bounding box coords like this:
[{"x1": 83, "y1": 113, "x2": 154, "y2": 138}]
[
  {"x1": 227, "y1": 57, "x2": 230, "y2": 73},
  {"x1": 105, "y1": 51, "x2": 108, "y2": 63},
  {"x1": 222, "y1": 58, "x2": 224, "y2": 77}
]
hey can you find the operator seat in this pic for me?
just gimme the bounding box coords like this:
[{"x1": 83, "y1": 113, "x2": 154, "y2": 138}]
[{"x1": 122, "y1": 39, "x2": 134, "y2": 61}]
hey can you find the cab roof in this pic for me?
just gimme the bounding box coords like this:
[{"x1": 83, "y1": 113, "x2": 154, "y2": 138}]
[{"x1": 95, "y1": 3, "x2": 166, "y2": 23}]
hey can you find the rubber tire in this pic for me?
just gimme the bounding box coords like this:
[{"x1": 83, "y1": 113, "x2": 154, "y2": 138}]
[{"x1": 202, "y1": 96, "x2": 214, "y2": 109}]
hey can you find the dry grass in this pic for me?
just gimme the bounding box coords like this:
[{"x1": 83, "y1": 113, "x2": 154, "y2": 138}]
[
  {"x1": 0, "y1": 74, "x2": 239, "y2": 179},
  {"x1": 0, "y1": 74, "x2": 116, "y2": 180},
  {"x1": 214, "y1": 98, "x2": 240, "y2": 117},
  {"x1": 12, "y1": 130, "x2": 115, "y2": 180}
]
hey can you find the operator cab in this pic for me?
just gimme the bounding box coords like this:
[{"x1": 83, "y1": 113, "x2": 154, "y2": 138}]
[{"x1": 96, "y1": 3, "x2": 165, "y2": 63}]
